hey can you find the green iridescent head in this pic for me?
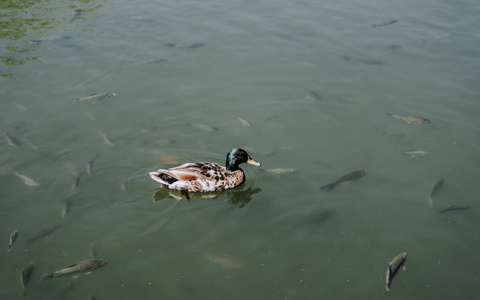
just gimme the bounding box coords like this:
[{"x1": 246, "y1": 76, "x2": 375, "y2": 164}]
[{"x1": 226, "y1": 148, "x2": 261, "y2": 172}]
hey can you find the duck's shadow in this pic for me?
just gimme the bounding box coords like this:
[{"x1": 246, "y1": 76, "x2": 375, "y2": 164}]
[{"x1": 153, "y1": 185, "x2": 262, "y2": 208}]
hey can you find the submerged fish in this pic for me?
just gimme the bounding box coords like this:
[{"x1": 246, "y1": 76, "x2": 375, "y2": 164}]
[
  {"x1": 235, "y1": 117, "x2": 251, "y2": 126},
  {"x1": 98, "y1": 131, "x2": 115, "y2": 146},
  {"x1": 10, "y1": 169, "x2": 40, "y2": 187},
  {"x1": 164, "y1": 42, "x2": 205, "y2": 49},
  {"x1": 72, "y1": 176, "x2": 80, "y2": 189},
  {"x1": 303, "y1": 90, "x2": 322, "y2": 101},
  {"x1": 62, "y1": 196, "x2": 74, "y2": 218},
  {"x1": 21, "y1": 263, "x2": 34, "y2": 296},
  {"x1": 439, "y1": 204, "x2": 472, "y2": 213},
  {"x1": 372, "y1": 19, "x2": 398, "y2": 28},
  {"x1": 32, "y1": 35, "x2": 72, "y2": 42},
  {"x1": 206, "y1": 255, "x2": 243, "y2": 269},
  {"x1": 264, "y1": 168, "x2": 298, "y2": 175},
  {"x1": 41, "y1": 259, "x2": 108, "y2": 280},
  {"x1": 387, "y1": 113, "x2": 431, "y2": 124},
  {"x1": 190, "y1": 123, "x2": 218, "y2": 132},
  {"x1": 3, "y1": 131, "x2": 21, "y2": 146},
  {"x1": 7, "y1": 230, "x2": 18, "y2": 252},
  {"x1": 385, "y1": 252, "x2": 407, "y2": 294},
  {"x1": 343, "y1": 57, "x2": 382, "y2": 65},
  {"x1": 130, "y1": 58, "x2": 167, "y2": 67},
  {"x1": 428, "y1": 178, "x2": 444, "y2": 207},
  {"x1": 321, "y1": 170, "x2": 367, "y2": 191},
  {"x1": 72, "y1": 93, "x2": 116, "y2": 102},
  {"x1": 27, "y1": 224, "x2": 62, "y2": 244},
  {"x1": 87, "y1": 154, "x2": 98, "y2": 174},
  {"x1": 400, "y1": 150, "x2": 431, "y2": 157}
]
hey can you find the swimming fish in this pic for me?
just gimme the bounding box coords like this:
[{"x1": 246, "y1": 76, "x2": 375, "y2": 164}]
[
  {"x1": 206, "y1": 255, "x2": 243, "y2": 269},
  {"x1": 72, "y1": 93, "x2": 116, "y2": 102},
  {"x1": 190, "y1": 123, "x2": 218, "y2": 132},
  {"x1": 372, "y1": 20, "x2": 398, "y2": 28},
  {"x1": 98, "y1": 131, "x2": 115, "y2": 146},
  {"x1": 400, "y1": 150, "x2": 431, "y2": 157},
  {"x1": 129, "y1": 58, "x2": 167, "y2": 67},
  {"x1": 87, "y1": 154, "x2": 98, "y2": 174},
  {"x1": 27, "y1": 224, "x2": 62, "y2": 244},
  {"x1": 235, "y1": 117, "x2": 252, "y2": 126},
  {"x1": 164, "y1": 42, "x2": 205, "y2": 49},
  {"x1": 264, "y1": 168, "x2": 298, "y2": 175},
  {"x1": 41, "y1": 259, "x2": 108, "y2": 280},
  {"x1": 385, "y1": 252, "x2": 407, "y2": 294},
  {"x1": 7, "y1": 230, "x2": 18, "y2": 252},
  {"x1": 3, "y1": 131, "x2": 21, "y2": 146},
  {"x1": 387, "y1": 113, "x2": 431, "y2": 124},
  {"x1": 72, "y1": 176, "x2": 80, "y2": 189},
  {"x1": 303, "y1": 90, "x2": 322, "y2": 101},
  {"x1": 321, "y1": 170, "x2": 367, "y2": 191},
  {"x1": 428, "y1": 178, "x2": 444, "y2": 207},
  {"x1": 21, "y1": 263, "x2": 34, "y2": 296},
  {"x1": 10, "y1": 169, "x2": 40, "y2": 187},
  {"x1": 439, "y1": 204, "x2": 472, "y2": 213}
]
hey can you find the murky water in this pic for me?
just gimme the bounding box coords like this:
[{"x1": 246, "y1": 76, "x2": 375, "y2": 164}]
[{"x1": 1, "y1": 0, "x2": 480, "y2": 299}]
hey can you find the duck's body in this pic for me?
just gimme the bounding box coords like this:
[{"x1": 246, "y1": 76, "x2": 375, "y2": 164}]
[{"x1": 149, "y1": 148, "x2": 260, "y2": 193}]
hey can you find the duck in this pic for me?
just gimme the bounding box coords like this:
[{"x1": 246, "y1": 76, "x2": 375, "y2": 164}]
[{"x1": 149, "y1": 148, "x2": 261, "y2": 193}]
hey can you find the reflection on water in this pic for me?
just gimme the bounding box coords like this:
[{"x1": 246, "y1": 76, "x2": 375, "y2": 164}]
[{"x1": 153, "y1": 185, "x2": 262, "y2": 208}]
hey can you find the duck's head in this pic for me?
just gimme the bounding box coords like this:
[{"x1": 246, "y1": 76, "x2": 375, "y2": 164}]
[{"x1": 226, "y1": 148, "x2": 261, "y2": 172}]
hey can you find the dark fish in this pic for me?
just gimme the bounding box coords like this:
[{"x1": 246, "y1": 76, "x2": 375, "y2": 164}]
[
  {"x1": 70, "y1": 9, "x2": 82, "y2": 22},
  {"x1": 372, "y1": 20, "x2": 398, "y2": 28},
  {"x1": 41, "y1": 259, "x2": 108, "y2": 280},
  {"x1": 343, "y1": 57, "x2": 382, "y2": 65},
  {"x1": 21, "y1": 263, "x2": 34, "y2": 296},
  {"x1": 8, "y1": 230, "x2": 18, "y2": 252},
  {"x1": 87, "y1": 154, "x2": 98, "y2": 174},
  {"x1": 439, "y1": 204, "x2": 472, "y2": 213},
  {"x1": 27, "y1": 224, "x2": 62, "y2": 244},
  {"x1": 321, "y1": 170, "x2": 367, "y2": 191},
  {"x1": 62, "y1": 198, "x2": 73, "y2": 218},
  {"x1": 386, "y1": 252, "x2": 407, "y2": 294},
  {"x1": 387, "y1": 113, "x2": 431, "y2": 124},
  {"x1": 3, "y1": 131, "x2": 21, "y2": 146},
  {"x1": 72, "y1": 176, "x2": 80, "y2": 190},
  {"x1": 164, "y1": 42, "x2": 205, "y2": 49},
  {"x1": 72, "y1": 93, "x2": 116, "y2": 102},
  {"x1": 303, "y1": 90, "x2": 322, "y2": 101}
]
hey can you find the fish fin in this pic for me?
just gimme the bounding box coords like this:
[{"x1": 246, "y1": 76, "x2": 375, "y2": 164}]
[
  {"x1": 41, "y1": 273, "x2": 54, "y2": 281},
  {"x1": 384, "y1": 287, "x2": 390, "y2": 295},
  {"x1": 321, "y1": 183, "x2": 336, "y2": 191}
]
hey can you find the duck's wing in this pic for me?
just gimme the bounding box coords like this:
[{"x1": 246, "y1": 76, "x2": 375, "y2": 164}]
[{"x1": 150, "y1": 162, "x2": 226, "y2": 185}]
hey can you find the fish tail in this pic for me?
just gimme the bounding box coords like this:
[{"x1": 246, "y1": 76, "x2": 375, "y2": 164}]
[
  {"x1": 41, "y1": 273, "x2": 54, "y2": 281},
  {"x1": 321, "y1": 183, "x2": 336, "y2": 191},
  {"x1": 384, "y1": 287, "x2": 390, "y2": 294}
]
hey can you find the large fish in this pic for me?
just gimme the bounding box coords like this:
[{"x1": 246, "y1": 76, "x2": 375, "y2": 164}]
[
  {"x1": 321, "y1": 170, "x2": 367, "y2": 191},
  {"x1": 385, "y1": 252, "x2": 407, "y2": 294},
  {"x1": 41, "y1": 259, "x2": 108, "y2": 280},
  {"x1": 21, "y1": 263, "x2": 34, "y2": 296},
  {"x1": 387, "y1": 113, "x2": 431, "y2": 124},
  {"x1": 439, "y1": 204, "x2": 472, "y2": 213}
]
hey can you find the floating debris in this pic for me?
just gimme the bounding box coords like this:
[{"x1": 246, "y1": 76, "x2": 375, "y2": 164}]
[
  {"x1": 387, "y1": 113, "x2": 431, "y2": 124},
  {"x1": 41, "y1": 259, "x2": 108, "y2": 280},
  {"x1": 385, "y1": 252, "x2": 407, "y2": 294},
  {"x1": 321, "y1": 170, "x2": 367, "y2": 191}
]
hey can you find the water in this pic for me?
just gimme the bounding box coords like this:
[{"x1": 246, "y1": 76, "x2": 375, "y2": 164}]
[{"x1": 1, "y1": 0, "x2": 480, "y2": 299}]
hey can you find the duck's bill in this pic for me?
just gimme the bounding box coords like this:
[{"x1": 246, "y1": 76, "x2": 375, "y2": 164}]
[{"x1": 247, "y1": 158, "x2": 261, "y2": 166}]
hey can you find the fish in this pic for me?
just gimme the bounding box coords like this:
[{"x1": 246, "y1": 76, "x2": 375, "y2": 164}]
[
  {"x1": 21, "y1": 263, "x2": 34, "y2": 296},
  {"x1": 87, "y1": 154, "x2": 98, "y2": 174},
  {"x1": 343, "y1": 57, "x2": 382, "y2": 65},
  {"x1": 428, "y1": 178, "x2": 444, "y2": 207},
  {"x1": 190, "y1": 123, "x2": 218, "y2": 132},
  {"x1": 235, "y1": 117, "x2": 252, "y2": 126},
  {"x1": 7, "y1": 230, "x2": 18, "y2": 252},
  {"x1": 164, "y1": 42, "x2": 205, "y2": 49},
  {"x1": 372, "y1": 19, "x2": 398, "y2": 28},
  {"x1": 10, "y1": 169, "x2": 40, "y2": 186},
  {"x1": 98, "y1": 131, "x2": 115, "y2": 146},
  {"x1": 400, "y1": 150, "x2": 431, "y2": 157},
  {"x1": 62, "y1": 197, "x2": 73, "y2": 218},
  {"x1": 3, "y1": 131, "x2": 21, "y2": 146},
  {"x1": 321, "y1": 170, "x2": 367, "y2": 191},
  {"x1": 41, "y1": 259, "x2": 108, "y2": 280},
  {"x1": 72, "y1": 176, "x2": 80, "y2": 189},
  {"x1": 27, "y1": 224, "x2": 62, "y2": 244},
  {"x1": 387, "y1": 113, "x2": 431, "y2": 124},
  {"x1": 385, "y1": 252, "x2": 407, "y2": 294},
  {"x1": 72, "y1": 93, "x2": 116, "y2": 102},
  {"x1": 439, "y1": 204, "x2": 472, "y2": 213},
  {"x1": 303, "y1": 90, "x2": 322, "y2": 101},
  {"x1": 130, "y1": 58, "x2": 167, "y2": 67},
  {"x1": 264, "y1": 168, "x2": 298, "y2": 175},
  {"x1": 70, "y1": 9, "x2": 82, "y2": 22},
  {"x1": 206, "y1": 255, "x2": 243, "y2": 269}
]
